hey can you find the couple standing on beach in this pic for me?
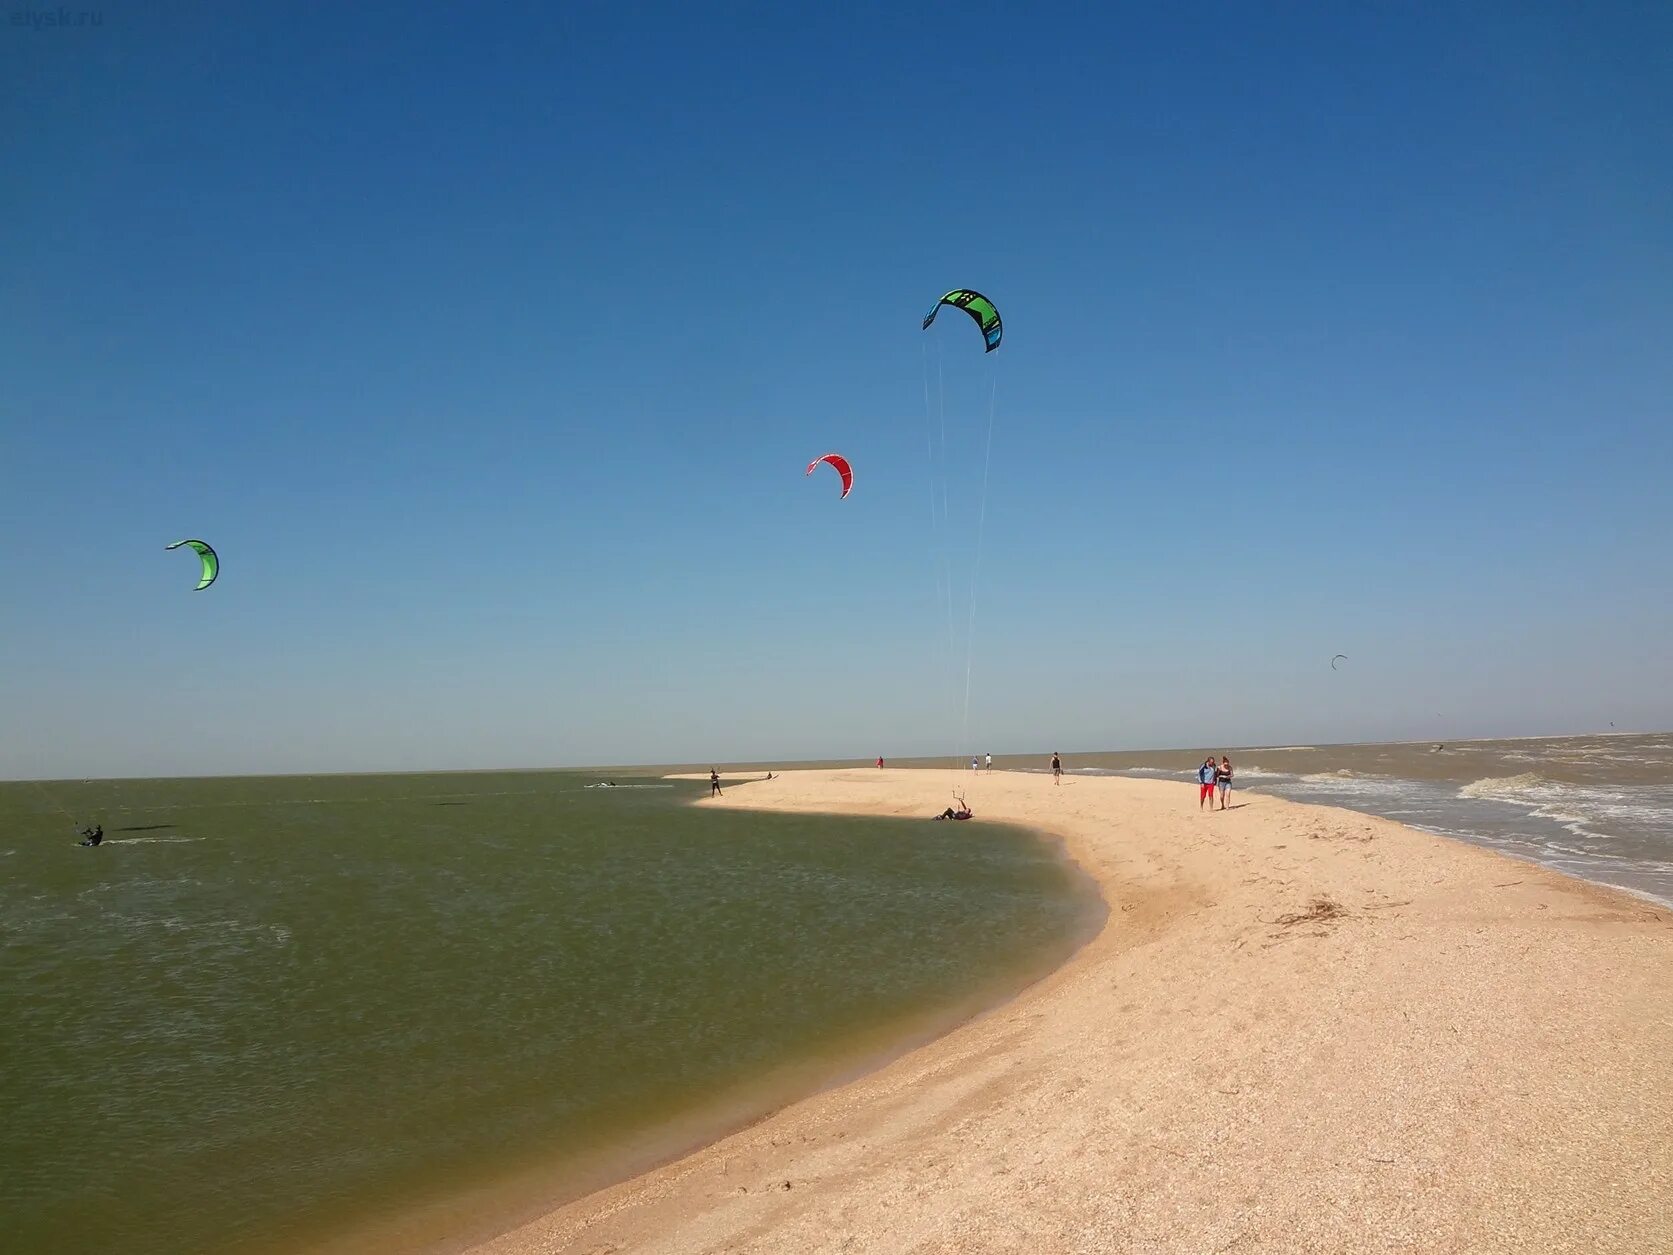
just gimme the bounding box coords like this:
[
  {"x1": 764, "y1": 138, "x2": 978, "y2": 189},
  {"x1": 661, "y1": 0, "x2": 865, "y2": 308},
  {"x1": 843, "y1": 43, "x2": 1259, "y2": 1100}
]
[{"x1": 1197, "y1": 757, "x2": 1233, "y2": 810}]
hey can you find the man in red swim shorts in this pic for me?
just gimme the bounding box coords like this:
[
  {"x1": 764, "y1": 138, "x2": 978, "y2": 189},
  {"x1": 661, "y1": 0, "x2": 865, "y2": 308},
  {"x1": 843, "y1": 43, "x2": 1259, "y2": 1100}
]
[{"x1": 1197, "y1": 757, "x2": 1218, "y2": 808}]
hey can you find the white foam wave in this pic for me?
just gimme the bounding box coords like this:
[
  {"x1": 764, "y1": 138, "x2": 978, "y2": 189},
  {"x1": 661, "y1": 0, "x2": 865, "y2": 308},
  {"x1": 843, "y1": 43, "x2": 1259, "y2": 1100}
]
[
  {"x1": 1270, "y1": 771, "x2": 1415, "y2": 799},
  {"x1": 1458, "y1": 774, "x2": 1673, "y2": 847},
  {"x1": 104, "y1": 836, "x2": 205, "y2": 845}
]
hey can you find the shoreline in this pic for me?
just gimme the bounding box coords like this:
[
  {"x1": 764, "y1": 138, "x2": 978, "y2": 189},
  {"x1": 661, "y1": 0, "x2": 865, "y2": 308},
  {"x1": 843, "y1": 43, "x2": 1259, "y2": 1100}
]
[
  {"x1": 296, "y1": 777, "x2": 1104, "y2": 1255},
  {"x1": 469, "y1": 767, "x2": 1673, "y2": 1254}
]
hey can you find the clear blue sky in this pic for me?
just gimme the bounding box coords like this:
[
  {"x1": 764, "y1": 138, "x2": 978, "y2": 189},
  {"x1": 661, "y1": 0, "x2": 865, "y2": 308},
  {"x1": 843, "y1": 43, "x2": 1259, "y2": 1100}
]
[{"x1": 4, "y1": 1, "x2": 1670, "y2": 778}]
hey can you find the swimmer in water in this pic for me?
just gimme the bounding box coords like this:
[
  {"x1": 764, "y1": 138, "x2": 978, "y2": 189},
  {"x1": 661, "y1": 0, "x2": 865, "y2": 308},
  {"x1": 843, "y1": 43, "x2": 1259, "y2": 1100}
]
[{"x1": 78, "y1": 824, "x2": 103, "y2": 847}]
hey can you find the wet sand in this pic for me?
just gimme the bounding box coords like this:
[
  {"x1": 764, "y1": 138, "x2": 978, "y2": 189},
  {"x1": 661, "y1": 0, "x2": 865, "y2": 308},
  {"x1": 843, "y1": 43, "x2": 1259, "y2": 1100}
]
[{"x1": 473, "y1": 768, "x2": 1673, "y2": 1254}]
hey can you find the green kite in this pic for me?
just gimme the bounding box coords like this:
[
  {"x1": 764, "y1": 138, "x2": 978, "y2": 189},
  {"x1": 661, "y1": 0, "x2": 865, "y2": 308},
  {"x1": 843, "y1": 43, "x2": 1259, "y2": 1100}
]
[
  {"x1": 165, "y1": 539, "x2": 219, "y2": 591},
  {"x1": 922, "y1": 289, "x2": 1002, "y2": 352}
]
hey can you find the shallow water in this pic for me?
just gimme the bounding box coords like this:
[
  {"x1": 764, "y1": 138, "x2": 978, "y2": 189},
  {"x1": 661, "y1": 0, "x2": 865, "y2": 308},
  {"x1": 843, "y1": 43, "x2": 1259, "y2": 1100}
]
[{"x1": 0, "y1": 771, "x2": 1094, "y2": 1254}]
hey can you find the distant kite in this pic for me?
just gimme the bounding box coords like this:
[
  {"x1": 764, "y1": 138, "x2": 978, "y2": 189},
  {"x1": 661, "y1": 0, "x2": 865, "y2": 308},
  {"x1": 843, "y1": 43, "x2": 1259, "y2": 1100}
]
[
  {"x1": 1330, "y1": 654, "x2": 1348, "y2": 670},
  {"x1": 922, "y1": 289, "x2": 1002, "y2": 353},
  {"x1": 165, "y1": 539, "x2": 219, "y2": 591},
  {"x1": 806, "y1": 453, "x2": 853, "y2": 499}
]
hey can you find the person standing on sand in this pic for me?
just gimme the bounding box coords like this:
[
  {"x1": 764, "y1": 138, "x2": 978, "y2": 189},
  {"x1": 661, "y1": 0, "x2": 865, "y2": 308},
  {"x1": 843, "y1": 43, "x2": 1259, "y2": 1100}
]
[
  {"x1": 985, "y1": 752, "x2": 993, "y2": 772},
  {"x1": 1216, "y1": 756, "x2": 1233, "y2": 809},
  {"x1": 1197, "y1": 758, "x2": 1218, "y2": 809},
  {"x1": 1051, "y1": 753, "x2": 1062, "y2": 784},
  {"x1": 877, "y1": 756, "x2": 884, "y2": 769},
  {"x1": 710, "y1": 769, "x2": 722, "y2": 797}
]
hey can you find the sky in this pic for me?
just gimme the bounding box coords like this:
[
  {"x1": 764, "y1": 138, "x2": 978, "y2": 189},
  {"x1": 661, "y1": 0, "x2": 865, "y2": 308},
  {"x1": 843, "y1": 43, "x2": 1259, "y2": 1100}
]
[{"x1": 3, "y1": 1, "x2": 1671, "y2": 778}]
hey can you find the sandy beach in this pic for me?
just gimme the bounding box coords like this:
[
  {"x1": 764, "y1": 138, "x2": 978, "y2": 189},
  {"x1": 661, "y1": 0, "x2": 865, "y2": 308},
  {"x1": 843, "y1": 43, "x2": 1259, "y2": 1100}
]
[{"x1": 474, "y1": 768, "x2": 1673, "y2": 1255}]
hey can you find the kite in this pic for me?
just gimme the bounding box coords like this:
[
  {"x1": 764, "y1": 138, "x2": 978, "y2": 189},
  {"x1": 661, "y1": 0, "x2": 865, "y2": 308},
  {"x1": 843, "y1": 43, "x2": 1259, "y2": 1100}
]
[
  {"x1": 165, "y1": 540, "x2": 219, "y2": 591},
  {"x1": 805, "y1": 453, "x2": 853, "y2": 499},
  {"x1": 1330, "y1": 654, "x2": 1348, "y2": 670},
  {"x1": 922, "y1": 289, "x2": 1002, "y2": 352}
]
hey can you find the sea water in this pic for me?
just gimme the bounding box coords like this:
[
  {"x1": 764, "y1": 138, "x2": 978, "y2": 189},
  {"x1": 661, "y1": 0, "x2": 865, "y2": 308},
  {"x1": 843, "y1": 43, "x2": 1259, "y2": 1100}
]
[{"x1": 0, "y1": 771, "x2": 1096, "y2": 1254}]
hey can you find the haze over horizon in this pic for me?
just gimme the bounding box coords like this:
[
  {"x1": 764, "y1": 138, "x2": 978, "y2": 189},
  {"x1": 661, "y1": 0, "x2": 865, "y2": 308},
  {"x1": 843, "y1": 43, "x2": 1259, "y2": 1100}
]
[{"x1": 5, "y1": 2, "x2": 1670, "y2": 780}]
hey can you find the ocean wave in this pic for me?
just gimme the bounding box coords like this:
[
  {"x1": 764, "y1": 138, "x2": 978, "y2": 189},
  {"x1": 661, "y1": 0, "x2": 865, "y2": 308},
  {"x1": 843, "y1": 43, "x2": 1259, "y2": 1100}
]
[
  {"x1": 1460, "y1": 773, "x2": 1566, "y2": 802},
  {"x1": 1458, "y1": 774, "x2": 1673, "y2": 848},
  {"x1": 1269, "y1": 771, "x2": 1415, "y2": 799}
]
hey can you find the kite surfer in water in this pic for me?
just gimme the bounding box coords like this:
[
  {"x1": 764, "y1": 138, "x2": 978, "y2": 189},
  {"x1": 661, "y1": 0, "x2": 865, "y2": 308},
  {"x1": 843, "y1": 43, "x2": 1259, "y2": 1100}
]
[{"x1": 78, "y1": 824, "x2": 103, "y2": 847}]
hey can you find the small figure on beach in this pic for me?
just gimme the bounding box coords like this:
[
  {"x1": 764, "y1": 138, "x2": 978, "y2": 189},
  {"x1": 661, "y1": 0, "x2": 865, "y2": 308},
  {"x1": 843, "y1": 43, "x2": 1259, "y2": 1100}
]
[
  {"x1": 877, "y1": 756, "x2": 884, "y2": 769},
  {"x1": 1051, "y1": 752, "x2": 1062, "y2": 784},
  {"x1": 764, "y1": 772, "x2": 774, "y2": 781},
  {"x1": 1216, "y1": 757, "x2": 1233, "y2": 809},
  {"x1": 971, "y1": 757, "x2": 979, "y2": 772},
  {"x1": 709, "y1": 769, "x2": 722, "y2": 797},
  {"x1": 935, "y1": 794, "x2": 973, "y2": 821},
  {"x1": 1197, "y1": 758, "x2": 1218, "y2": 810},
  {"x1": 78, "y1": 824, "x2": 103, "y2": 847},
  {"x1": 985, "y1": 752, "x2": 993, "y2": 772}
]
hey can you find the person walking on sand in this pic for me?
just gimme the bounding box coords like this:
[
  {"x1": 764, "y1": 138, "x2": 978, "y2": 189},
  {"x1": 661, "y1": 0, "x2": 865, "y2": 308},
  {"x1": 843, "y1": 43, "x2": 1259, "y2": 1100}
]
[
  {"x1": 710, "y1": 769, "x2": 722, "y2": 797},
  {"x1": 877, "y1": 756, "x2": 884, "y2": 769},
  {"x1": 985, "y1": 752, "x2": 993, "y2": 772},
  {"x1": 971, "y1": 757, "x2": 979, "y2": 772},
  {"x1": 1051, "y1": 752, "x2": 1062, "y2": 784},
  {"x1": 1197, "y1": 757, "x2": 1218, "y2": 809},
  {"x1": 1216, "y1": 756, "x2": 1233, "y2": 810}
]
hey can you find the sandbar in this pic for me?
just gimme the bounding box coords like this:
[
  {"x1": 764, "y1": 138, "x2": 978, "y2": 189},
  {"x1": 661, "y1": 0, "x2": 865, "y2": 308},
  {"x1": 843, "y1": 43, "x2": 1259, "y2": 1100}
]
[{"x1": 474, "y1": 768, "x2": 1673, "y2": 1254}]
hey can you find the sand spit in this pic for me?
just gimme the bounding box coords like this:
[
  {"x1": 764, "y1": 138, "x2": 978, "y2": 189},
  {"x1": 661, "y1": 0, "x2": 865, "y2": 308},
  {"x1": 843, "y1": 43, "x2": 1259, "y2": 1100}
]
[{"x1": 476, "y1": 769, "x2": 1672, "y2": 1254}]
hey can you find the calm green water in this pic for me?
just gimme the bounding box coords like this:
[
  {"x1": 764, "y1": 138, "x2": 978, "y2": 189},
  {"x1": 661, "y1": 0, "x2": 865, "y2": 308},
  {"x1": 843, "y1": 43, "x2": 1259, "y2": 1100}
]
[{"x1": 0, "y1": 771, "x2": 1095, "y2": 1254}]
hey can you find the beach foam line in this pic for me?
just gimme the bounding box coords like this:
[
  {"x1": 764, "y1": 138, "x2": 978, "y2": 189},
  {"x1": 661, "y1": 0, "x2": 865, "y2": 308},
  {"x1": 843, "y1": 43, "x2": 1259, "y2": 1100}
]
[{"x1": 469, "y1": 768, "x2": 1673, "y2": 1255}]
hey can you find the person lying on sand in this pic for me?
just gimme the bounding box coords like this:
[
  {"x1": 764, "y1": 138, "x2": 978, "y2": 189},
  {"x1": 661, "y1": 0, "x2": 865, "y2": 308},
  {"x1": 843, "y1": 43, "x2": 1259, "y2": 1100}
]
[{"x1": 934, "y1": 796, "x2": 973, "y2": 821}]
